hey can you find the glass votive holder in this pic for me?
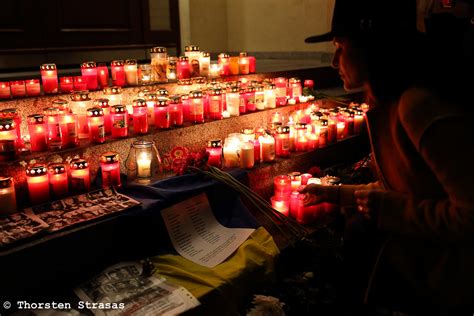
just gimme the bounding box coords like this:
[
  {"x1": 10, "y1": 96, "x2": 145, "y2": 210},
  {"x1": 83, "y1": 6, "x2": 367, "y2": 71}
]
[
  {"x1": 270, "y1": 196, "x2": 290, "y2": 216},
  {"x1": 100, "y1": 152, "x2": 121, "y2": 188}
]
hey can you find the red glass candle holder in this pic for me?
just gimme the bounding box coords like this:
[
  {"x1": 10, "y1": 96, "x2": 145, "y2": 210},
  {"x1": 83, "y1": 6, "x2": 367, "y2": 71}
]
[
  {"x1": 70, "y1": 158, "x2": 90, "y2": 193},
  {"x1": 132, "y1": 99, "x2": 148, "y2": 135},
  {"x1": 52, "y1": 99, "x2": 70, "y2": 113},
  {"x1": 94, "y1": 98, "x2": 111, "y2": 134},
  {"x1": 274, "y1": 77, "x2": 288, "y2": 106},
  {"x1": 111, "y1": 60, "x2": 126, "y2": 87},
  {"x1": 254, "y1": 85, "x2": 265, "y2": 111},
  {"x1": 318, "y1": 119, "x2": 328, "y2": 147},
  {"x1": 40, "y1": 64, "x2": 58, "y2": 94},
  {"x1": 73, "y1": 76, "x2": 87, "y2": 91},
  {"x1": 218, "y1": 53, "x2": 230, "y2": 76},
  {"x1": 154, "y1": 97, "x2": 170, "y2": 129},
  {"x1": 208, "y1": 88, "x2": 223, "y2": 120},
  {"x1": 124, "y1": 59, "x2": 138, "y2": 86},
  {"x1": 252, "y1": 139, "x2": 260, "y2": 163},
  {"x1": 111, "y1": 105, "x2": 128, "y2": 138},
  {"x1": 343, "y1": 110, "x2": 355, "y2": 137},
  {"x1": 238, "y1": 52, "x2": 250, "y2": 75},
  {"x1": 103, "y1": 86, "x2": 123, "y2": 107},
  {"x1": 87, "y1": 107, "x2": 106, "y2": 143},
  {"x1": 206, "y1": 139, "x2": 222, "y2": 168},
  {"x1": 43, "y1": 107, "x2": 63, "y2": 150},
  {"x1": 27, "y1": 114, "x2": 48, "y2": 152},
  {"x1": 59, "y1": 77, "x2": 74, "y2": 93},
  {"x1": 70, "y1": 91, "x2": 92, "y2": 139},
  {"x1": 275, "y1": 126, "x2": 290, "y2": 157},
  {"x1": 169, "y1": 95, "x2": 183, "y2": 126},
  {"x1": 144, "y1": 93, "x2": 157, "y2": 125},
  {"x1": 273, "y1": 175, "x2": 291, "y2": 199},
  {"x1": 150, "y1": 46, "x2": 168, "y2": 82},
  {"x1": 0, "y1": 82, "x2": 11, "y2": 99},
  {"x1": 0, "y1": 118, "x2": 18, "y2": 161},
  {"x1": 48, "y1": 163, "x2": 68, "y2": 199},
  {"x1": 81, "y1": 61, "x2": 98, "y2": 91},
  {"x1": 59, "y1": 113, "x2": 79, "y2": 148},
  {"x1": 10, "y1": 80, "x2": 26, "y2": 98},
  {"x1": 97, "y1": 63, "x2": 109, "y2": 89},
  {"x1": 271, "y1": 196, "x2": 290, "y2": 216},
  {"x1": 177, "y1": 56, "x2": 191, "y2": 79},
  {"x1": 100, "y1": 152, "x2": 121, "y2": 188},
  {"x1": 289, "y1": 78, "x2": 302, "y2": 102},
  {"x1": 26, "y1": 164, "x2": 50, "y2": 205},
  {"x1": 26, "y1": 79, "x2": 41, "y2": 97},
  {"x1": 189, "y1": 90, "x2": 204, "y2": 123},
  {"x1": 288, "y1": 172, "x2": 302, "y2": 192},
  {"x1": 1, "y1": 108, "x2": 22, "y2": 148}
]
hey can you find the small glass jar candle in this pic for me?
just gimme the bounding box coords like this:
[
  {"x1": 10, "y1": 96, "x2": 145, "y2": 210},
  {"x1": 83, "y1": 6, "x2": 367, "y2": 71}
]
[
  {"x1": 124, "y1": 59, "x2": 138, "y2": 86},
  {"x1": 132, "y1": 99, "x2": 148, "y2": 135},
  {"x1": 343, "y1": 110, "x2": 355, "y2": 137},
  {"x1": 126, "y1": 140, "x2": 161, "y2": 181},
  {"x1": 199, "y1": 52, "x2": 210, "y2": 77},
  {"x1": 97, "y1": 63, "x2": 109, "y2": 88},
  {"x1": 275, "y1": 126, "x2": 291, "y2": 158},
  {"x1": 253, "y1": 85, "x2": 264, "y2": 110},
  {"x1": 308, "y1": 132, "x2": 319, "y2": 150},
  {"x1": 209, "y1": 63, "x2": 221, "y2": 78},
  {"x1": 87, "y1": 107, "x2": 105, "y2": 143},
  {"x1": 26, "y1": 164, "x2": 50, "y2": 205},
  {"x1": 10, "y1": 80, "x2": 26, "y2": 98},
  {"x1": 184, "y1": 45, "x2": 201, "y2": 77},
  {"x1": 1, "y1": 108, "x2": 22, "y2": 148},
  {"x1": 141, "y1": 92, "x2": 157, "y2": 125},
  {"x1": 239, "y1": 52, "x2": 250, "y2": 75},
  {"x1": 81, "y1": 61, "x2": 98, "y2": 91},
  {"x1": 103, "y1": 86, "x2": 123, "y2": 106},
  {"x1": 353, "y1": 108, "x2": 364, "y2": 134},
  {"x1": 274, "y1": 77, "x2": 288, "y2": 106},
  {"x1": 289, "y1": 78, "x2": 302, "y2": 102},
  {"x1": 218, "y1": 53, "x2": 230, "y2": 76},
  {"x1": 239, "y1": 87, "x2": 249, "y2": 114},
  {"x1": 206, "y1": 139, "x2": 222, "y2": 168},
  {"x1": 94, "y1": 98, "x2": 111, "y2": 134},
  {"x1": 70, "y1": 158, "x2": 90, "y2": 193},
  {"x1": 72, "y1": 76, "x2": 87, "y2": 90},
  {"x1": 70, "y1": 91, "x2": 92, "y2": 139},
  {"x1": 181, "y1": 93, "x2": 191, "y2": 122},
  {"x1": 169, "y1": 95, "x2": 183, "y2": 126},
  {"x1": 289, "y1": 191, "x2": 300, "y2": 218},
  {"x1": 0, "y1": 82, "x2": 10, "y2": 99},
  {"x1": 327, "y1": 113, "x2": 338, "y2": 144},
  {"x1": 59, "y1": 76, "x2": 74, "y2": 93},
  {"x1": 0, "y1": 118, "x2": 18, "y2": 161},
  {"x1": 40, "y1": 64, "x2": 58, "y2": 94},
  {"x1": 226, "y1": 86, "x2": 240, "y2": 117},
  {"x1": 0, "y1": 176, "x2": 16, "y2": 215},
  {"x1": 43, "y1": 107, "x2": 63, "y2": 150},
  {"x1": 319, "y1": 119, "x2": 329, "y2": 147},
  {"x1": 154, "y1": 97, "x2": 170, "y2": 129},
  {"x1": 296, "y1": 194, "x2": 316, "y2": 225},
  {"x1": 229, "y1": 56, "x2": 239, "y2": 76},
  {"x1": 252, "y1": 138, "x2": 260, "y2": 163},
  {"x1": 208, "y1": 88, "x2": 223, "y2": 120},
  {"x1": 288, "y1": 172, "x2": 302, "y2": 192},
  {"x1": 100, "y1": 152, "x2": 121, "y2": 188},
  {"x1": 48, "y1": 163, "x2": 68, "y2": 199},
  {"x1": 300, "y1": 173, "x2": 313, "y2": 186},
  {"x1": 167, "y1": 56, "x2": 177, "y2": 81},
  {"x1": 111, "y1": 105, "x2": 128, "y2": 138},
  {"x1": 177, "y1": 56, "x2": 191, "y2": 79},
  {"x1": 59, "y1": 113, "x2": 79, "y2": 148},
  {"x1": 111, "y1": 60, "x2": 126, "y2": 86},
  {"x1": 273, "y1": 175, "x2": 291, "y2": 198},
  {"x1": 259, "y1": 134, "x2": 275, "y2": 162},
  {"x1": 295, "y1": 123, "x2": 309, "y2": 152},
  {"x1": 189, "y1": 90, "x2": 204, "y2": 123},
  {"x1": 240, "y1": 128, "x2": 255, "y2": 143},
  {"x1": 150, "y1": 46, "x2": 168, "y2": 82},
  {"x1": 138, "y1": 64, "x2": 152, "y2": 85},
  {"x1": 223, "y1": 137, "x2": 240, "y2": 168},
  {"x1": 239, "y1": 142, "x2": 254, "y2": 169},
  {"x1": 26, "y1": 79, "x2": 41, "y2": 96},
  {"x1": 248, "y1": 55, "x2": 256, "y2": 73},
  {"x1": 270, "y1": 196, "x2": 290, "y2": 216},
  {"x1": 27, "y1": 114, "x2": 48, "y2": 152}
]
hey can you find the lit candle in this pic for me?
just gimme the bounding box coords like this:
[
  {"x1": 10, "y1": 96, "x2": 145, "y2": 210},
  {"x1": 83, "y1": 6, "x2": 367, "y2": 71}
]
[
  {"x1": 0, "y1": 118, "x2": 18, "y2": 161},
  {"x1": 10, "y1": 80, "x2": 26, "y2": 98},
  {"x1": 177, "y1": 56, "x2": 191, "y2": 79},
  {"x1": 263, "y1": 83, "x2": 276, "y2": 109},
  {"x1": 0, "y1": 82, "x2": 10, "y2": 99},
  {"x1": 327, "y1": 116, "x2": 338, "y2": 144},
  {"x1": 223, "y1": 137, "x2": 240, "y2": 168},
  {"x1": 103, "y1": 86, "x2": 123, "y2": 109},
  {"x1": 181, "y1": 94, "x2": 191, "y2": 122},
  {"x1": 289, "y1": 191, "x2": 300, "y2": 218},
  {"x1": 229, "y1": 56, "x2": 239, "y2": 76},
  {"x1": 111, "y1": 105, "x2": 128, "y2": 138},
  {"x1": 59, "y1": 113, "x2": 79, "y2": 148},
  {"x1": 26, "y1": 79, "x2": 41, "y2": 96},
  {"x1": 97, "y1": 63, "x2": 109, "y2": 88},
  {"x1": 239, "y1": 52, "x2": 250, "y2": 75},
  {"x1": 69, "y1": 91, "x2": 92, "y2": 139},
  {"x1": 73, "y1": 76, "x2": 87, "y2": 91},
  {"x1": 209, "y1": 63, "x2": 221, "y2": 78},
  {"x1": 199, "y1": 52, "x2": 210, "y2": 77},
  {"x1": 87, "y1": 107, "x2": 106, "y2": 143},
  {"x1": 353, "y1": 109, "x2": 364, "y2": 134},
  {"x1": 222, "y1": 110, "x2": 230, "y2": 119},
  {"x1": 124, "y1": 59, "x2": 138, "y2": 86},
  {"x1": 81, "y1": 61, "x2": 98, "y2": 91},
  {"x1": 184, "y1": 45, "x2": 201, "y2": 77},
  {"x1": 167, "y1": 56, "x2": 177, "y2": 81},
  {"x1": 252, "y1": 138, "x2": 260, "y2": 163},
  {"x1": 132, "y1": 99, "x2": 148, "y2": 135},
  {"x1": 169, "y1": 95, "x2": 183, "y2": 126},
  {"x1": 295, "y1": 123, "x2": 308, "y2": 151},
  {"x1": 253, "y1": 85, "x2": 265, "y2": 111},
  {"x1": 300, "y1": 173, "x2": 312, "y2": 185},
  {"x1": 189, "y1": 90, "x2": 204, "y2": 123},
  {"x1": 206, "y1": 139, "x2": 222, "y2": 168},
  {"x1": 275, "y1": 126, "x2": 290, "y2": 158},
  {"x1": 40, "y1": 64, "x2": 58, "y2": 94},
  {"x1": 27, "y1": 114, "x2": 48, "y2": 152},
  {"x1": 208, "y1": 88, "x2": 223, "y2": 120},
  {"x1": 48, "y1": 163, "x2": 68, "y2": 199},
  {"x1": 100, "y1": 152, "x2": 121, "y2": 188},
  {"x1": 288, "y1": 172, "x2": 302, "y2": 192},
  {"x1": 248, "y1": 56, "x2": 256, "y2": 73},
  {"x1": 270, "y1": 196, "x2": 290, "y2": 216},
  {"x1": 0, "y1": 108, "x2": 22, "y2": 148},
  {"x1": 154, "y1": 97, "x2": 170, "y2": 129},
  {"x1": 218, "y1": 53, "x2": 230, "y2": 76},
  {"x1": 343, "y1": 110, "x2": 355, "y2": 137},
  {"x1": 307, "y1": 132, "x2": 319, "y2": 150},
  {"x1": 273, "y1": 175, "x2": 292, "y2": 198},
  {"x1": 94, "y1": 98, "x2": 111, "y2": 134},
  {"x1": 239, "y1": 142, "x2": 254, "y2": 169},
  {"x1": 26, "y1": 164, "x2": 50, "y2": 205},
  {"x1": 70, "y1": 158, "x2": 90, "y2": 193},
  {"x1": 42, "y1": 107, "x2": 62, "y2": 150},
  {"x1": 150, "y1": 46, "x2": 168, "y2": 82},
  {"x1": 0, "y1": 176, "x2": 16, "y2": 215},
  {"x1": 337, "y1": 121, "x2": 345, "y2": 140},
  {"x1": 226, "y1": 86, "x2": 240, "y2": 117},
  {"x1": 259, "y1": 134, "x2": 275, "y2": 162},
  {"x1": 289, "y1": 78, "x2": 302, "y2": 102},
  {"x1": 111, "y1": 60, "x2": 126, "y2": 87},
  {"x1": 143, "y1": 92, "x2": 157, "y2": 125},
  {"x1": 59, "y1": 76, "x2": 74, "y2": 93},
  {"x1": 319, "y1": 119, "x2": 328, "y2": 147}
]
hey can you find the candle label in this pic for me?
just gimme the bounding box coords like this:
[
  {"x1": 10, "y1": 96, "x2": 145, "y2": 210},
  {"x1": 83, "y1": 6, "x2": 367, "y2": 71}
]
[
  {"x1": 281, "y1": 139, "x2": 290, "y2": 151},
  {"x1": 71, "y1": 177, "x2": 86, "y2": 190},
  {"x1": 113, "y1": 119, "x2": 127, "y2": 128},
  {"x1": 255, "y1": 94, "x2": 265, "y2": 109},
  {"x1": 98, "y1": 125, "x2": 105, "y2": 139},
  {"x1": 209, "y1": 100, "x2": 221, "y2": 113}
]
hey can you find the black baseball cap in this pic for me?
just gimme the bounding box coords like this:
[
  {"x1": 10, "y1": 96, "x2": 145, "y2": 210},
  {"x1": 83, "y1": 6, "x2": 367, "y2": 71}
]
[{"x1": 305, "y1": 0, "x2": 417, "y2": 43}]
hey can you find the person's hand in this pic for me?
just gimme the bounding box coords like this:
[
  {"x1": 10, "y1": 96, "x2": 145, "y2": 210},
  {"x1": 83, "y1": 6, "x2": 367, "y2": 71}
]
[
  {"x1": 297, "y1": 184, "x2": 340, "y2": 206},
  {"x1": 354, "y1": 189, "x2": 383, "y2": 220}
]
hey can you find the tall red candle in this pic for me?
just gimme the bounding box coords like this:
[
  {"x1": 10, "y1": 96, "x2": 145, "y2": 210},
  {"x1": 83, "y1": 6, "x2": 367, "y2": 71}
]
[
  {"x1": 59, "y1": 76, "x2": 74, "y2": 93},
  {"x1": 43, "y1": 107, "x2": 62, "y2": 150},
  {"x1": 26, "y1": 164, "x2": 50, "y2": 205},
  {"x1": 144, "y1": 92, "x2": 158, "y2": 125},
  {"x1": 87, "y1": 107, "x2": 106, "y2": 143},
  {"x1": 218, "y1": 53, "x2": 230, "y2": 76},
  {"x1": 169, "y1": 96, "x2": 183, "y2": 126},
  {"x1": 10, "y1": 80, "x2": 26, "y2": 98},
  {"x1": 273, "y1": 175, "x2": 291, "y2": 198},
  {"x1": 69, "y1": 91, "x2": 92, "y2": 139},
  {"x1": 318, "y1": 119, "x2": 328, "y2": 147},
  {"x1": 132, "y1": 99, "x2": 148, "y2": 135},
  {"x1": 26, "y1": 79, "x2": 41, "y2": 97},
  {"x1": 189, "y1": 90, "x2": 204, "y2": 123},
  {"x1": 70, "y1": 158, "x2": 90, "y2": 193},
  {"x1": 206, "y1": 139, "x2": 222, "y2": 168},
  {"x1": 110, "y1": 60, "x2": 126, "y2": 87},
  {"x1": 208, "y1": 88, "x2": 223, "y2": 120},
  {"x1": 111, "y1": 105, "x2": 128, "y2": 138},
  {"x1": 40, "y1": 64, "x2": 58, "y2": 94},
  {"x1": 274, "y1": 77, "x2": 288, "y2": 106},
  {"x1": 97, "y1": 63, "x2": 109, "y2": 88},
  {"x1": 100, "y1": 152, "x2": 121, "y2": 188},
  {"x1": 0, "y1": 82, "x2": 11, "y2": 99},
  {"x1": 177, "y1": 56, "x2": 191, "y2": 79},
  {"x1": 252, "y1": 139, "x2": 260, "y2": 163},
  {"x1": 94, "y1": 98, "x2": 111, "y2": 134},
  {"x1": 275, "y1": 126, "x2": 290, "y2": 157},
  {"x1": 154, "y1": 98, "x2": 170, "y2": 129},
  {"x1": 52, "y1": 99, "x2": 70, "y2": 113},
  {"x1": 73, "y1": 76, "x2": 87, "y2": 91},
  {"x1": 48, "y1": 163, "x2": 68, "y2": 199},
  {"x1": 81, "y1": 61, "x2": 98, "y2": 91},
  {"x1": 27, "y1": 114, "x2": 48, "y2": 152}
]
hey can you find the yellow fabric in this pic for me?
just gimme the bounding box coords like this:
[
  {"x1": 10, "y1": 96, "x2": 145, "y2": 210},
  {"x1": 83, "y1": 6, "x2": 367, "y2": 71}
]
[{"x1": 151, "y1": 227, "x2": 279, "y2": 314}]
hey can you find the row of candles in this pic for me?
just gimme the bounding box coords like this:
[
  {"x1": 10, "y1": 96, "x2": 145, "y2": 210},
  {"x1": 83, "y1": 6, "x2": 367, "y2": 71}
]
[
  {"x1": 271, "y1": 173, "x2": 340, "y2": 224},
  {"x1": 0, "y1": 76, "x2": 317, "y2": 161},
  {"x1": 0, "y1": 46, "x2": 257, "y2": 99}
]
